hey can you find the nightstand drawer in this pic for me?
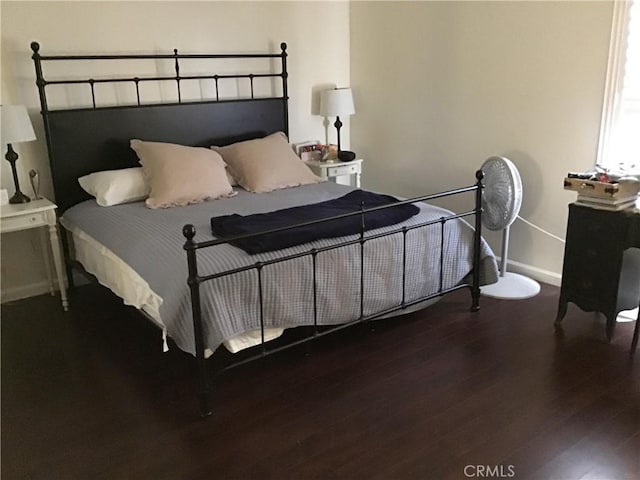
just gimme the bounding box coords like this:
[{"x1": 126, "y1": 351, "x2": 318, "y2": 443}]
[
  {"x1": 304, "y1": 159, "x2": 362, "y2": 188},
  {"x1": 1, "y1": 210, "x2": 48, "y2": 233},
  {"x1": 327, "y1": 164, "x2": 360, "y2": 177},
  {"x1": 569, "y1": 205, "x2": 627, "y2": 237}
]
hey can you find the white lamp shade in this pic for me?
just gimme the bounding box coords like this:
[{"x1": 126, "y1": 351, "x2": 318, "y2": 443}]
[
  {"x1": 1, "y1": 105, "x2": 36, "y2": 145},
  {"x1": 319, "y1": 88, "x2": 355, "y2": 117}
]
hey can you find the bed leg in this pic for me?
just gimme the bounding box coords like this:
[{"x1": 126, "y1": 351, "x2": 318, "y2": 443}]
[
  {"x1": 60, "y1": 226, "x2": 75, "y2": 290},
  {"x1": 470, "y1": 169, "x2": 484, "y2": 312},
  {"x1": 471, "y1": 289, "x2": 480, "y2": 312},
  {"x1": 196, "y1": 356, "x2": 212, "y2": 417},
  {"x1": 184, "y1": 225, "x2": 212, "y2": 418}
]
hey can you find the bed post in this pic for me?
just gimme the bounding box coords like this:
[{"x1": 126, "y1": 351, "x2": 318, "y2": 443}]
[
  {"x1": 32, "y1": 42, "x2": 75, "y2": 289},
  {"x1": 280, "y1": 42, "x2": 289, "y2": 137},
  {"x1": 471, "y1": 169, "x2": 484, "y2": 312},
  {"x1": 183, "y1": 225, "x2": 212, "y2": 417}
]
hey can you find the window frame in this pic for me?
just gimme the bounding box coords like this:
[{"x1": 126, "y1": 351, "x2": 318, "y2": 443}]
[{"x1": 597, "y1": 0, "x2": 636, "y2": 168}]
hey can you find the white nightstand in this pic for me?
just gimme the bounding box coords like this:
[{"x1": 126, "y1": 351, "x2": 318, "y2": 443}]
[
  {"x1": 305, "y1": 159, "x2": 363, "y2": 188},
  {"x1": 1, "y1": 198, "x2": 69, "y2": 311}
]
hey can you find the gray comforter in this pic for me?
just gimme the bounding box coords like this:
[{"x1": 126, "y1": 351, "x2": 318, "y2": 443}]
[{"x1": 62, "y1": 183, "x2": 498, "y2": 355}]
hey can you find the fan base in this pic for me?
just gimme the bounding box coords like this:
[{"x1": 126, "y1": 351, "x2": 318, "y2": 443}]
[{"x1": 481, "y1": 272, "x2": 541, "y2": 300}]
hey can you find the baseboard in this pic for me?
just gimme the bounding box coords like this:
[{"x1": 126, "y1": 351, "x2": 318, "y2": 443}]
[
  {"x1": 501, "y1": 258, "x2": 562, "y2": 287},
  {"x1": 1, "y1": 273, "x2": 87, "y2": 305},
  {"x1": 1, "y1": 280, "x2": 60, "y2": 304}
]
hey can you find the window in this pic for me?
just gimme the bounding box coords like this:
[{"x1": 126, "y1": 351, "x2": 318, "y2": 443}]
[{"x1": 597, "y1": 0, "x2": 640, "y2": 170}]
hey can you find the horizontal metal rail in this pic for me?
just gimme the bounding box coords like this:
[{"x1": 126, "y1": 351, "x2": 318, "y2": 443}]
[
  {"x1": 42, "y1": 72, "x2": 282, "y2": 87},
  {"x1": 188, "y1": 185, "x2": 478, "y2": 251},
  {"x1": 37, "y1": 52, "x2": 285, "y2": 61},
  {"x1": 42, "y1": 96, "x2": 283, "y2": 115}
]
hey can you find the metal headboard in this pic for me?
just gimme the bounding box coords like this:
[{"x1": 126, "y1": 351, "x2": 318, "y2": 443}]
[{"x1": 31, "y1": 41, "x2": 289, "y2": 213}]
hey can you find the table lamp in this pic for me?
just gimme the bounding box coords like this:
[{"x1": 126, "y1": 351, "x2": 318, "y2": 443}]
[
  {"x1": 319, "y1": 87, "x2": 355, "y2": 162},
  {"x1": 1, "y1": 105, "x2": 36, "y2": 204}
]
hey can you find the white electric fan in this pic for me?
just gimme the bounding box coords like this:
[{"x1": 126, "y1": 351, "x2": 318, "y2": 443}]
[{"x1": 480, "y1": 156, "x2": 540, "y2": 299}]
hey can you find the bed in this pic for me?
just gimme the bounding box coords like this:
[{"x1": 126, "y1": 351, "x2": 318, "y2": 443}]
[{"x1": 31, "y1": 41, "x2": 498, "y2": 416}]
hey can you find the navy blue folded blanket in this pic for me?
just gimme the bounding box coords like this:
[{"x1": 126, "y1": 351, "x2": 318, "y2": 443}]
[{"x1": 210, "y1": 189, "x2": 420, "y2": 254}]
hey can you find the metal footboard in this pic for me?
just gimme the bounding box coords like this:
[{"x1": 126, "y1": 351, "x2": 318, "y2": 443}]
[{"x1": 183, "y1": 171, "x2": 484, "y2": 417}]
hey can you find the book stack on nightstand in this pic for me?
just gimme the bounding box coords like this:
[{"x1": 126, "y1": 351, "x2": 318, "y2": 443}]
[{"x1": 574, "y1": 195, "x2": 639, "y2": 211}]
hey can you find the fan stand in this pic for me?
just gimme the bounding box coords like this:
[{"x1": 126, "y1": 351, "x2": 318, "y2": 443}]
[{"x1": 481, "y1": 226, "x2": 541, "y2": 300}]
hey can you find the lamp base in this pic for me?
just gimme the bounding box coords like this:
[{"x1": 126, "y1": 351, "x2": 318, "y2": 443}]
[
  {"x1": 5, "y1": 143, "x2": 31, "y2": 205},
  {"x1": 338, "y1": 150, "x2": 356, "y2": 162},
  {"x1": 9, "y1": 191, "x2": 31, "y2": 204}
]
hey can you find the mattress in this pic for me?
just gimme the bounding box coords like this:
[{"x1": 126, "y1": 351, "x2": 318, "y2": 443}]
[
  {"x1": 61, "y1": 219, "x2": 284, "y2": 353},
  {"x1": 61, "y1": 182, "x2": 498, "y2": 356}
]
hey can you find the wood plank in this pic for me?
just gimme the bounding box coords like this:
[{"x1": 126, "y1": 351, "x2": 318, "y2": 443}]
[{"x1": 1, "y1": 283, "x2": 638, "y2": 479}]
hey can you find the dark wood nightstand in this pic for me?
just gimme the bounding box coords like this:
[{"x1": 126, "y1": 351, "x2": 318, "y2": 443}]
[{"x1": 554, "y1": 203, "x2": 640, "y2": 342}]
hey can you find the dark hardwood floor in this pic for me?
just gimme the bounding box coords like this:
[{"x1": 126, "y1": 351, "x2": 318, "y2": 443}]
[{"x1": 2, "y1": 283, "x2": 638, "y2": 479}]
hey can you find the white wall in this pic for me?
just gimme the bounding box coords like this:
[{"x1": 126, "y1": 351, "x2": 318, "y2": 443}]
[
  {"x1": 1, "y1": 1, "x2": 351, "y2": 301},
  {"x1": 1, "y1": 0, "x2": 617, "y2": 300},
  {"x1": 350, "y1": 1, "x2": 613, "y2": 285}
]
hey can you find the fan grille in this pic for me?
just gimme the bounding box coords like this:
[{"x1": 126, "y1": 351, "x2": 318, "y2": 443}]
[{"x1": 481, "y1": 156, "x2": 522, "y2": 231}]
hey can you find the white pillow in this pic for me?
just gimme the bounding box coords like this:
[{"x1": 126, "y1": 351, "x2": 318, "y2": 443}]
[{"x1": 78, "y1": 167, "x2": 150, "y2": 207}]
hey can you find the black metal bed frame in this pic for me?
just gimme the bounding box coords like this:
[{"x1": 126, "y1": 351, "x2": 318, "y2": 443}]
[{"x1": 31, "y1": 41, "x2": 484, "y2": 417}]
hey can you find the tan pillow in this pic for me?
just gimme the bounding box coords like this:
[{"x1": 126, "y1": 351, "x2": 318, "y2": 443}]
[
  {"x1": 212, "y1": 132, "x2": 320, "y2": 193},
  {"x1": 225, "y1": 169, "x2": 238, "y2": 186},
  {"x1": 130, "y1": 139, "x2": 234, "y2": 209}
]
